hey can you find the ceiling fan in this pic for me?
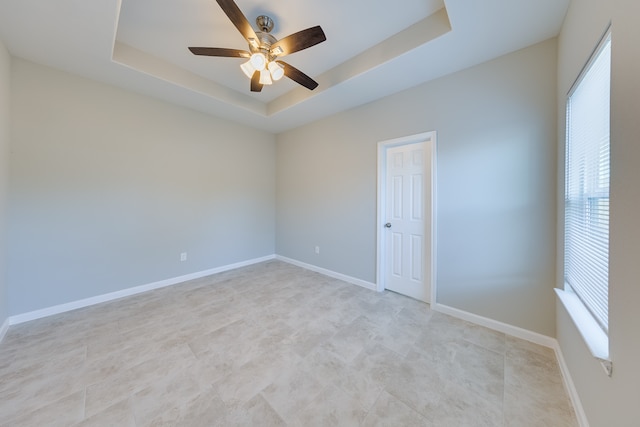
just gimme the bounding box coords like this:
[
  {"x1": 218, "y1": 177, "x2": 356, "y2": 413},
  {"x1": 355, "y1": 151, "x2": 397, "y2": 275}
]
[{"x1": 189, "y1": 0, "x2": 326, "y2": 93}]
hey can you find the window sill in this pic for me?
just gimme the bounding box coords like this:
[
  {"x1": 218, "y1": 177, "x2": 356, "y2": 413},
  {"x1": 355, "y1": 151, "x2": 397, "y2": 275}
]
[{"x1": 555, "y1": 288, "x2": 612, "y2": 376}]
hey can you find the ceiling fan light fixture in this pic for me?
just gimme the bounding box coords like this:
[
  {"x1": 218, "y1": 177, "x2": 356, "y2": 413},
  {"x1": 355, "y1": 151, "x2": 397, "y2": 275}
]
[
  {"x1": 268, "y1": 61, "x2": 285, "y2": 81},
  {"x1": 250, "y1": 53, "x2": 266, "y2": 71},
  {"x1": 259, "y1": 69, "x2": 273, "y2": 85},
  {"x1": 240, "y1": 60, "x2": 256, "y2": 78},
  {"x1": 188, "y1": 2, "x2": 325, "y2": 92}
]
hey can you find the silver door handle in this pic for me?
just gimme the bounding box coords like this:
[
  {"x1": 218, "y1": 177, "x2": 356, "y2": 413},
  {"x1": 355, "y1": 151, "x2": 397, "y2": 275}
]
[{"x1": 385, "y1": 223, "x2": 392, "y2": 228}]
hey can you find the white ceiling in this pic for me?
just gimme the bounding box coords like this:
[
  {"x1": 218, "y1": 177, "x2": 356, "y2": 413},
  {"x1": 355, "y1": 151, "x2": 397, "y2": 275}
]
[{"x1": 0, "y1": 0, "x2": 569, "y2": 133}]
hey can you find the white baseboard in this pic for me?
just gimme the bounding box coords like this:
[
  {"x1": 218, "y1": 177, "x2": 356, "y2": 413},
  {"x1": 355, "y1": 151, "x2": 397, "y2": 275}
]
[
  {"x1": 0, "y1": 317, "x2": 9, "y2": 344},
  {"x1": 553, "y1": 342, "x2": 590, "y2": 427},
  {"x1": 8, "y1": 254, "x2": 276, "y2": 326},
  {"x1": 433, "y1": 302, "x2": 557, "y2": 349},
  {"x1": 275, "y1": 255, "x2": 377, "y2": 291}
]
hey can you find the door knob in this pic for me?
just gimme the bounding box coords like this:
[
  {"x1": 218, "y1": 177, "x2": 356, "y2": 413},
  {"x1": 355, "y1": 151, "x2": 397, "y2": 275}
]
[{"x1": 385, "y1": 223, "x2": 392, "y2": 228}]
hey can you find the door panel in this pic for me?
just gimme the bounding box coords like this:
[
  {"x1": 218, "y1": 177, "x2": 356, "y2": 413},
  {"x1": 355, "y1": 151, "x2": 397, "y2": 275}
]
[
  {"x1": 384, "y1": 140, "x2": 431, "y2": 302},
  {"x1": 392, "y1": 232, "x2": 403, "y2": 276},
  {"x1": 411, "y1": 234, "x2": 423, "y2": 281}
]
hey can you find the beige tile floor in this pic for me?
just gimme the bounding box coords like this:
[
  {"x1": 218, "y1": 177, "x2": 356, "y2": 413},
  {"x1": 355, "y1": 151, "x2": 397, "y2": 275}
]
[{"x1": 0, "y1": 260, "x2": 578, "y2": 426}]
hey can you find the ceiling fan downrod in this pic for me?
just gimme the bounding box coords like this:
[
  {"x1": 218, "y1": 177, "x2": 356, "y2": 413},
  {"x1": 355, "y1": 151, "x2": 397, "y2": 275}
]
[{"x1": 256, "y1": 15, "x2": 274, "y2": 33}]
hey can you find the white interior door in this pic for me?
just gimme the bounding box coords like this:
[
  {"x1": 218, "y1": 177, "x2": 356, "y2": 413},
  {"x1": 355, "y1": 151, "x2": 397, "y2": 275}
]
[{"x1": 382, "y1": 138, "x2": 432, "y2": 302}]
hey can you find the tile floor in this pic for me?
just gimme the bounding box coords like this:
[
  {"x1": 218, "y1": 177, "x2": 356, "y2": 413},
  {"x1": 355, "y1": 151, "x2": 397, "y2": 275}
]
[{"x1": 0, "y1": 260, "x2": 578, "y2": 426}]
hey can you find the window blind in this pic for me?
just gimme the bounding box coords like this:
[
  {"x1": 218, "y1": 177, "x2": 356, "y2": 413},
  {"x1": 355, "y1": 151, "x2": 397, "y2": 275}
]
[{"x1": 564, "y1": 33, "x2": 611, "y2": 333}]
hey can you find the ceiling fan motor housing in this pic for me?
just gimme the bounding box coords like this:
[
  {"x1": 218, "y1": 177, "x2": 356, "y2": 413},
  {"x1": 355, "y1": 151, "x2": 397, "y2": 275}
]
[
  {"x1": 250, "y1": 17, "x2": 278, "y2": 61},
  {"x1": 251, "y1": 32, "x2": 277, "y2": 55}
]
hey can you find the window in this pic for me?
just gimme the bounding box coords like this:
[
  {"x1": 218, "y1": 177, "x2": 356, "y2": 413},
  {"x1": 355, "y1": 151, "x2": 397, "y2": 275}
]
[{"x1": 564, "y1": 30, "x2": 611, "y2": 340}]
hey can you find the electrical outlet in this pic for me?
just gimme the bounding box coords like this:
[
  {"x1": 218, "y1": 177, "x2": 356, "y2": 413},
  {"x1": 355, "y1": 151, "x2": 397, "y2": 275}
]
[
  {"x1": 180, "y1": 252, "x2": 187, "y2": 262},
  {"x1": 315, "y1": 246, "x2": 320, "y2": 254}
]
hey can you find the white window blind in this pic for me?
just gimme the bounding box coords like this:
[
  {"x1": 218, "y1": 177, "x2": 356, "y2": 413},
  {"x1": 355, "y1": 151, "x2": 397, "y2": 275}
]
[{"x1": 564, "y1": 32, "x2": 611, "y2": 333}]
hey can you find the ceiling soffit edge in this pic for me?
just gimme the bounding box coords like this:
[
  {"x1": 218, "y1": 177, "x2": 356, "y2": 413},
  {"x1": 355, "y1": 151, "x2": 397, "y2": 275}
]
[{"x1": 110, "y1": 5, "x2": 450, "y2": 119}]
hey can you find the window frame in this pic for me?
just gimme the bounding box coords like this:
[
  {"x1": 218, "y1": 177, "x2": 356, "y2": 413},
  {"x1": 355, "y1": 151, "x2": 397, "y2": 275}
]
[{"x1": 556, "y1": 26, "x2": 612, "y2": 374}]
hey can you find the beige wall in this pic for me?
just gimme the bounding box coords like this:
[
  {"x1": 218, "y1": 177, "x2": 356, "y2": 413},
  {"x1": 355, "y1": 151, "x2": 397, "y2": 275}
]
[
  {"x1": 8, "y1": 59, "x2": 276, "y2": 315},
  {"x1": 557, "y1": 0, "x2": 640, "y2": 425},
  {"x1": 0, "y1": 40, "x2": 9, "y2": 325},
  {"x1": 277, "y1": 39, "x2": 558, "y2": 336}
]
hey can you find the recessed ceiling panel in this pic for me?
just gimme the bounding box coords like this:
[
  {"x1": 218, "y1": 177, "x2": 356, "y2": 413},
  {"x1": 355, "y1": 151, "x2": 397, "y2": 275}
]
[
  {"x1": 115, "y1": 0, "x2": 444, "y2": 101},
  {"x1": 0, "y1": 0, "x2": 571, "y2": 132}
]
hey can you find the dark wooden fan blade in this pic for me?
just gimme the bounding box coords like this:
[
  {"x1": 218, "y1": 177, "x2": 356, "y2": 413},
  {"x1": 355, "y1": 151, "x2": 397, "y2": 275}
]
[
  {"x1": 277, "y1": 61, "x2": 319, "y2": 90},
  {"x1": 250, "y1": 70, "x2": 263, "y2": 92},
  {"x1": 271, "y1": 26, "x2": 326, "y2": 57},
  {"x1": 188, "y1": 47, "x2": 250, "y2": 58},
  {"x1": 216, "y1": 0, "x2": 258, "y2": 43}
]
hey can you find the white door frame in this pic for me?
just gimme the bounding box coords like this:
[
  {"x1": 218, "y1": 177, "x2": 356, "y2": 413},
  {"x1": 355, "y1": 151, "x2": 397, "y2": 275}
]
[{"x1": 376, "y1": 131, "x2": 437, "y2": 304}]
